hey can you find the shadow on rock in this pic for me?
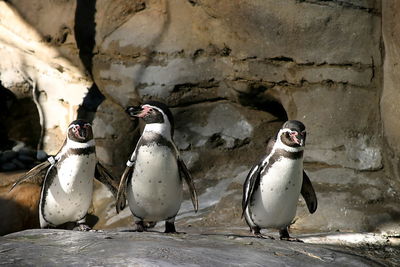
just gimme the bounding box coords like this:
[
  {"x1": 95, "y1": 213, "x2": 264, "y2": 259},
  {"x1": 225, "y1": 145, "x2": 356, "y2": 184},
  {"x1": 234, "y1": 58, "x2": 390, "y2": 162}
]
[{"x1": 0, "y1": 184, "x2": 41, "y2": 236}]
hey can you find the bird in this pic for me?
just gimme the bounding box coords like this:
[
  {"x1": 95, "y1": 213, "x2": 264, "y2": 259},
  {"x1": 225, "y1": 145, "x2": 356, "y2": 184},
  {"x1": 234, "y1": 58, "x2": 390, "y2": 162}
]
[
  {"x1": 242, "y1": 120, "x2": 317, "y2": 241},
  {"x1": 116, "y1": 101, "x2": 198, "y2": 233},
  {"x1": 10, "y1": 119, "x2": 119, "y2": 231}
]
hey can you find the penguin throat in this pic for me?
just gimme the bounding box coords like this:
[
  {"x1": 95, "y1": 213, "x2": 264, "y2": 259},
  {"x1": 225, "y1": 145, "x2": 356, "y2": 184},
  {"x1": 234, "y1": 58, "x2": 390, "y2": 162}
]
[
  {"x1": 66, "y1": 139, "x2": 95, "y2": 149},
  {"x1": 143, "y1": 123, "x2": 172, "y2": 140}
]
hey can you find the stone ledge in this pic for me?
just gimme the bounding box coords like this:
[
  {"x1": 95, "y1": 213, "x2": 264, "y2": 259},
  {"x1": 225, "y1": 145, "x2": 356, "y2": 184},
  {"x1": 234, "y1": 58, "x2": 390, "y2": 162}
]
[{"x1": 0, "y1": 229, "x2": 398, "y2": 266}]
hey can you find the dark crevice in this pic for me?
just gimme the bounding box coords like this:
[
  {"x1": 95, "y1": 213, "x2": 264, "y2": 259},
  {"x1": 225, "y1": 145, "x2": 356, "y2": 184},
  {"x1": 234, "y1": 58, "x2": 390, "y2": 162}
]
[
  {"x1": 170, "y1": 97, "x2": 228, "y2": 108},
  {"x1": 0, "y1": 84, "x2": 17, "y2": 150},
  {"x1": 187, "y1": 0, "x2": 198, "y2": 6},
  {"x1": 206, "y1": 133, "x2": 226, "y2": 148},
  {"x1": 74, "y1": 0, "x2": 96, "y2": 76},
  {"x1": 220, "y1": 45, "x2": 231, "y2": 57},
  {"x1": 370, "y1": 56, "x2": 375, "y2": 83},
  {"x1": 193, "y1": 49, "x2": 205, "y2": 60},
  {"x1": 74, "y1": 0, "x2": 105, "y2": 122},
  {"x1": 269, "y1": 56, "x2": 294, "y2": 62},
  {"x1": 233, "y1": 77, "x2": 367, "y2": 89},
  {"x1": 296, "y1": 0, "x2": 379, "y2": 14},
  {"x1": 77, "y1": 84, "x2": 105, "y2": 122},
  {"x1": 238, "y1": 84, "x2": 288, "y2": 121},
  {"x1": 0, "y1": 83, "x2": 41, "y2": 150},
  {"x1": 172, "y1": 80, "x2": 219, "y2": 93}
]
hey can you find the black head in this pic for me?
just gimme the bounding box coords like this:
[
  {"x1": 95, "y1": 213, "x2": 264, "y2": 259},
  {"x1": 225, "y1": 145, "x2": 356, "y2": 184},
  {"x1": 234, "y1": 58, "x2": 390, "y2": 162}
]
[
  {"x1": 125, "y1": 101, "x2": 174, "y2": 128},
  {"x1": 279, "y1": 120, "x2": 306, "y2": 147},
  {"x1": 67, "y1": 119, "x2": 93, "y2": 143}
]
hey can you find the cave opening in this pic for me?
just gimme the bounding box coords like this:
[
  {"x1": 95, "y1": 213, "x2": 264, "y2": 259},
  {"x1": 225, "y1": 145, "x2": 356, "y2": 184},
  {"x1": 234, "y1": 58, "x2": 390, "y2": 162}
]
[
  {"x1": 0, "y1": 84, "x2": 44, "y2": 171},
  {"x1": 237, "y1": 83, "x2": 288, "y2": 122}
]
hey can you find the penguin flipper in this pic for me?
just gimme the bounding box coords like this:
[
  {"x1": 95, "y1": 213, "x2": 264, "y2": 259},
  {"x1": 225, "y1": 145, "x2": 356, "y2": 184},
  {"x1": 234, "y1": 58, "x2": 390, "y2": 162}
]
[
  {"x1": 241, "y1": 137, "x2": 275, "y2": 217},
  {"x1": 95, "y1": 162, "x2": 119, "y2": 199},
  {"x1": 9, "y1": 160, "x2": 51, "y2": 192},
  {"x1": 178, "y1": 158, "x2": 198, "y2": 212},
  {"x1": 116, "y1": 166, "x2": 133, "y2": 214},
  {"x1": 301, "y1": 171, "x2": 318, "y2": 214},
  {"x1": 241, "y1": 164, "x2": 262, "y2": 218}
]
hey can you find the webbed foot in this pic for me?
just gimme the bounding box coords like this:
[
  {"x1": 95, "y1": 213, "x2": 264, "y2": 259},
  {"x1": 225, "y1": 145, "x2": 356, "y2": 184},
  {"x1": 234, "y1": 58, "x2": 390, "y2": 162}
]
[{"x1": 279, "y1": 228, "x2": 302, "y2": 242}]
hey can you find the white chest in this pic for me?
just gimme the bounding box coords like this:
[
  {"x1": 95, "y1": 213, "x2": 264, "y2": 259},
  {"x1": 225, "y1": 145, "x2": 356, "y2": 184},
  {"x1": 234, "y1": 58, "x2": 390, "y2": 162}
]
[
  {"x1": 250, "y1": 157, "x2": 303, "y2": 228},
  {"x1": 41, "y1": 154, "x2": 96, "y2": 226},
  {"x1": 127, "y1": 144, "x2": 182, "y2": 221}
]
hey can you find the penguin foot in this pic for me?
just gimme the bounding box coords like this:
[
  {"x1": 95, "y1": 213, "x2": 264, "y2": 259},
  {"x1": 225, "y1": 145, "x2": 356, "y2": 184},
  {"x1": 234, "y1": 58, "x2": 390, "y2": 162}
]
[
  {"x1": 253, "y1": 233, "x2": 275, "y2": 239},
  {"x1": 164, "y1": 221, "x2": 177, "y2": 233},
  {"x1": 251, "y1": 226, "x2": 274, "y2": 239},
  {"x1": 253, "y1": 233, "x2": 265, "y2": 239},
  {"x1": 279, "y1": 237, "x2": 304, "y2": 242},
  {"x1": 74, "y1": 224, "x2": 91, "y2": 231},
  {"x1": 278, "y1": 228, "x2": 302, "y2": 242},
  {"x1": 134, "y1": 221, "x2": 146, "y2": 232},
  {"x1": 144, "y1": 221, "x2": 157, "y2": 229}
]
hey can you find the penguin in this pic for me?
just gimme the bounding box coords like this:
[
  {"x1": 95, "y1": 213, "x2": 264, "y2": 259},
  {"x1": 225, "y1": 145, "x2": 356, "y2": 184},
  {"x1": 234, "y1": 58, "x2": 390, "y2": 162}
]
[
  {"x1": 10, "y1": 119, "x2": 119, "y2": 231},
  {"x1": 116, "y1": 101, "x2": 198, "y2": 233},
  {"x1": 242, "y1": 120, "x2": 317, "y2": 241}
]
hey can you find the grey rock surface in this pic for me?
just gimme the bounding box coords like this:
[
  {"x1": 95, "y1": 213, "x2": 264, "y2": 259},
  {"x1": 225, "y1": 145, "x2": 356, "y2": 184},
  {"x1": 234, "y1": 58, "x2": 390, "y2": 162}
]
[
  {"x1": 382, "y1": 1, "x2": 400, "y2": 179},
  {"x1": 0, "y1": 229, "x2": 390, "y2": 266},
  {"x1": 1, "y1": 0, "x2": 400, "y2": 239}
]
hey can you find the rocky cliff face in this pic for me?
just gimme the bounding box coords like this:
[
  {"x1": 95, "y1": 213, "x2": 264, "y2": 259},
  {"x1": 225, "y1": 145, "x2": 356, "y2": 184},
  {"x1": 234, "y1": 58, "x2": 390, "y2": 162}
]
[{"x1": 1, "y1": 0, "x2": 399, "y2": 235}]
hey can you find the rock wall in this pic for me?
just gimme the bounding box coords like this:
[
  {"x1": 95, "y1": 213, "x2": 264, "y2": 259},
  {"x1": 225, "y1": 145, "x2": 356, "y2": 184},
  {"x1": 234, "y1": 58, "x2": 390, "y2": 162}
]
[
  {"x1": 382, "y1": 1, "x2": 400, "y2": 180},
  {"x1": 1, "y1": 0, "x2": 400, "y2": 234},
  {"x1": 0, "y1": 2, "x2": 91, "y2": 153}
]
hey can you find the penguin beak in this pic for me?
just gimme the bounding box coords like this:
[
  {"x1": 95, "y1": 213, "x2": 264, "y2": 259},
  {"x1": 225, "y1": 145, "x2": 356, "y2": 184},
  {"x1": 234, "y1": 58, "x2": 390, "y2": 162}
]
[
  {"x1": 290, "y1": 131, "x2": 306, "y2": 146},
  {"x1": 74, "y1": 125, "x2": 87, "y2": 140},
  {"x1": 126, "y1": 105, "x2": 149, "y2": 118}
]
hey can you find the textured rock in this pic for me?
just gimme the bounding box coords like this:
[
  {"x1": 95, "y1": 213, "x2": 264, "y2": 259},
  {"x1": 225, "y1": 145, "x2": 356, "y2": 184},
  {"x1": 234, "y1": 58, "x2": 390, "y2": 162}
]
[
  {"x1": 295, "y1": 166, "x2": 400, "y2": 233},
  {"x1": 381, "y1": 1, "x2": 400, "y2": 179},
  {"x1": 92, "y1": 99, "x2": 137, "y2": 173},
  {"x1": 0, "y1": 1, "x2": 91, "y2": 153},
  {"x1": 93, "y1": 0, "x2": 382, "y2": 172},
  {"x1": 291, "y1": 84, "x2": 382, "y2": 170},
  {"x1": 0, "y1": 229, "x2": 397, "y2": 266},
  {"x1": 2, "y1": 0, "x2": 400, "y2": 238}
]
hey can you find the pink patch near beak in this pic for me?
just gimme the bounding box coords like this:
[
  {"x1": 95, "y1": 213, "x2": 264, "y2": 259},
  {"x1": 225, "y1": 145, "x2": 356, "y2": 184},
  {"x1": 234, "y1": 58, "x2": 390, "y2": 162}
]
[
  {"x1": 290, "y1": 132, "x2": 301, "y2": 145},
  {"x1": 75, "y1": 131, "x2": 84, "y2": 139},
  {"x1": 73, "y1": 126, "x2": 86, "y2": 139},
  {"x1": 135, "y1": 106, "x2": 151, "y2": 118}
]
